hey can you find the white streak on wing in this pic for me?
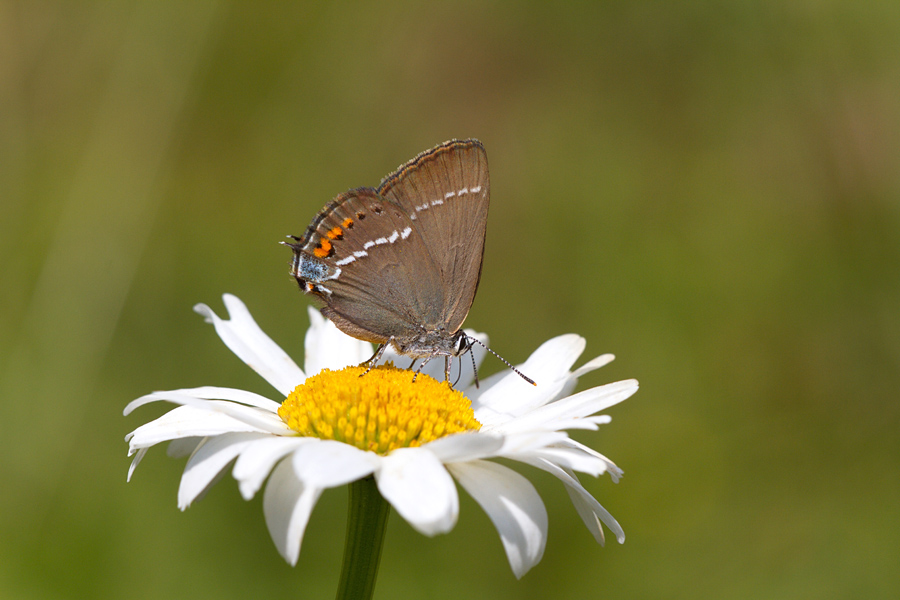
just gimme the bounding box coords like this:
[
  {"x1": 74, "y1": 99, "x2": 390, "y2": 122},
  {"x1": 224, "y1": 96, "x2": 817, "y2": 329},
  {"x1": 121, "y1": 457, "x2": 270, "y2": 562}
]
[
  {"x1": 326, "y1": 267, "x2": 341, "y2": 280},
  {"x1": 363, "y1": 241, "x2": 375, "y2": 250},
  {"x1": 353, "y1": 250, "x2": 369, "y2": 258},
  {"x1": 415, "y1": 203, "x2": 429, "y2": 212},
  {"x1": 375, "y1": 237, "x2": 388, "y2": 245},
  {"x1": 444, "y1": 191, "x2": 456, "y2": 199},
  {"x1": 317, "y1": 285, "x2": 333, "y2": 295},
  {"x1": 431, "y1": 198, "x2": 443, "y2": 207},
  {"x1": 388, "y1": 230, "x2": 399, "y2": 243},
  {"x1": 457, "y1": 187, "x2": 469, "y2": 195},
  {"x1": 470, "y1": 185, "x2": 482, "y2": 193},
  {"x1": 400, "y1": 227, "x2": 412, "y2": 239},
  {"x1": 335, "y1": 256, "x2": 355, "y2": 266}
]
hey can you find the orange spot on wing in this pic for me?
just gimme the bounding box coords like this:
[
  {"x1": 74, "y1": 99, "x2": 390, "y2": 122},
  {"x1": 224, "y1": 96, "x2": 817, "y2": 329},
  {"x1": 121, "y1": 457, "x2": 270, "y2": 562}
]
[
  {"x1": 326, "y1": 226, "x2": 343, "y2": 239},
  {"x1": 314, "y1": 239, "x2": 332, "y2": 258},
  {"x1": 342, "y1": 218, "x2": 354, "y2": 228}
]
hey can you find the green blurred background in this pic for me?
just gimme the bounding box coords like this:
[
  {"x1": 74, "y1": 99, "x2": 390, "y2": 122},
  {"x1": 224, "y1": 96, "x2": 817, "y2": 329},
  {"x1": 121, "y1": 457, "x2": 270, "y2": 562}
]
[{"x1": 2, "y1": 2, "x2": 898, "y2": 598}]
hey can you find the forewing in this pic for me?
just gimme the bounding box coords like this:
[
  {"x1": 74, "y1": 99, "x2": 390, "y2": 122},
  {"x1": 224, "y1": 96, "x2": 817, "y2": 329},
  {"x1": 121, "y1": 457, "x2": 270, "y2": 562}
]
[{"x1": 378, "y1": 139, "x2": 490, "y2": 331}]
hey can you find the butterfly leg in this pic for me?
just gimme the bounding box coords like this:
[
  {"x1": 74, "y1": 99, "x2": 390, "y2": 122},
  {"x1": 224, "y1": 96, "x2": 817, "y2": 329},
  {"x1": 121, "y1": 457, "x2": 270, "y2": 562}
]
[
  {"x1": 411, "y1": 357, "x2": 430, "y2": 382},
  {"x1": 411, "y1": 350, "x2": 443, "y2": 383},
  {"x1": 444, "y1": 356, "x2": 452, "y2": 382},
  {"x1": 359, "y1": 340, "x2": 391, "y2": 377}
]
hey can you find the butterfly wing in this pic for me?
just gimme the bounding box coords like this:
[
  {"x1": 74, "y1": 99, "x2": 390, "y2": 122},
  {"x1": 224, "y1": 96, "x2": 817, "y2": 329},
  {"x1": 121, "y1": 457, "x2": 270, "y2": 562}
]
[
  {"x1": 377, "y1": 139, "x2": 490, "y2": 332},
  {"x1": 289, "y1": 187, "x2": 444, "y2": 344}
]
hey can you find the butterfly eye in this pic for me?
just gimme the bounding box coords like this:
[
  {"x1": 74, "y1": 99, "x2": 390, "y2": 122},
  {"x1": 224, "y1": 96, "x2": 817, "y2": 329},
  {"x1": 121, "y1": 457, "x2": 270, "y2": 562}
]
[{"x1": 453, "y1": 332, "x2": 473, "y2": 356}]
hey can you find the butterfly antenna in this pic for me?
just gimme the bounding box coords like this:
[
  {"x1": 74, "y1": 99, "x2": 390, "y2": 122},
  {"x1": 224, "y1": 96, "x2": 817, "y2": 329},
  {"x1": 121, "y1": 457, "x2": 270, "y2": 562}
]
[
  {"x1": 468, "y1": 346, "x2": 480, "y2": 388},
  {"x1": 453, "y1": 359, "x2": 465, "y2": 388},
  {"x1": 469, "y1": 337, "x2": 536, "y2": 386}
]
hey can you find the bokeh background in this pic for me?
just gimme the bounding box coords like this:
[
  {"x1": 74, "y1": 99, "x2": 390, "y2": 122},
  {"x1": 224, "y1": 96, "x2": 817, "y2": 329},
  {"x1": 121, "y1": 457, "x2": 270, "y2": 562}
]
[{"x1": 2, "y1": 2, "x2": 898, "y2": 598}]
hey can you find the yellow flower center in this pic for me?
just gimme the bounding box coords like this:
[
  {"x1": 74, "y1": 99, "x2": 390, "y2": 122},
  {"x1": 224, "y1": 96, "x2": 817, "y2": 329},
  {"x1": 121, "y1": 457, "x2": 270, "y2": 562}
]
[{"x1": 278, "y1": 364, "x2": 481, "y2": 454}]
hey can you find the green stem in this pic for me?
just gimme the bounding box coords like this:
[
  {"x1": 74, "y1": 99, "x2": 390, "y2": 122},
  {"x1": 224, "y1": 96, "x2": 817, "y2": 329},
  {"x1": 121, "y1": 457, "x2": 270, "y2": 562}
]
[{"x1": 335, "y1": 476, "x2": 390, "y2": 600}]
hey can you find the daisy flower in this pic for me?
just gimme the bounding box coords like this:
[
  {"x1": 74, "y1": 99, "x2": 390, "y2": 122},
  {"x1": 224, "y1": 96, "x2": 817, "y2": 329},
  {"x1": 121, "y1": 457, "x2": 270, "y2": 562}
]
[{"x1": 125, "y1": 294, "x2": 637, "y2": 579}]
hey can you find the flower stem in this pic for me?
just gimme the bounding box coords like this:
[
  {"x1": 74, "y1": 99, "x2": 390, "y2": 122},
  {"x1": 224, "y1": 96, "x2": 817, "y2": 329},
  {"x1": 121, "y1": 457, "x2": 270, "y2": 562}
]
[{"x1": 335, "y1": 476, "x2": 390, "y2": 600}]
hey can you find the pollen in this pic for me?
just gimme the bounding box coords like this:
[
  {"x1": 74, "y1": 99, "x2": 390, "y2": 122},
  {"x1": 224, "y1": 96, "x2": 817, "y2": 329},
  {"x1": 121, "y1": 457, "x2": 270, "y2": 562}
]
[{"x1": 278, "y1": 365, "x2": 481, "y2": 454}]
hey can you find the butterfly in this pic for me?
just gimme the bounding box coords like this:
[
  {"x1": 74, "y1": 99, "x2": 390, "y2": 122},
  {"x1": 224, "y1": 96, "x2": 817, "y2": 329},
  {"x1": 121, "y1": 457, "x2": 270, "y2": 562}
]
[{"x1": 285, "y1": 139, "x2": 533, "y2": 386}]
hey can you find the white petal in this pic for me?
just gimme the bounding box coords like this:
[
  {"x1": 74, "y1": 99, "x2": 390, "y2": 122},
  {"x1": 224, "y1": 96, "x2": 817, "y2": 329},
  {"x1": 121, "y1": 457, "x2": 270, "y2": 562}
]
[
  {"x1": 556, "y1": 438, "x2": 623, "y2": 482},
  {"x1": 424, "y1": 432, "x2": 503, "y2": 463},
  {"x1": 555, "y1": 353, "x2": 616, "y2": 400},
  {"x1": 125, "y1": 386, "x2": 281, "y2": 415},
  {"x1": 571, "y1": 353, "x2": 616, "y2": 379},
  {"x1": 471, "y1": 334, "x2": 587, "y2": 416},
  {"x1": 495, "y1": 432, "x2": 616, "y2": 476},
  {"x1": 496, "y1": 430, "x2": 570, "y2": 454},
  {"x1": 304, "y1": 307, "x2": 374, "y2": 375},
  {"x1": 447, "y1": 460, "x2": 548, "y2": 579},
  {"x1": 564, "y1": 473, "x2": 623, "y2": 543},
  {"x1": 263, "y1": 458, "x2": 322, "y2": 565},
  {"x1": 292, "y1": 441, "x2": 379, "y2": 488},
  {"x1": 188, "y1": 402, "x2": 290, "y2": 435},
  {"x1": 233, "y1": 436, "x2": 313, "y2": 500},
  {"x1": 126, "y1": 448, "x2": 148, "y2": 481},
  {"x1": 526, "y1": 446, "x2": 611, "y2": 477},
  {"x1": 177, "y1": 432, "x2": 267, "y2": 508},
  {"x1": 128, "y1": 436, "x2": 200, "y2": 481},
  {"x1": 126, "y1": 405, "x2": 265, "y2": 452},
  {"x1": 376, "y1": 448, "x2": 458, "y2": 535},
  {"x1": 527, "y1": 458, "x2": 625, "y2": 544},
  {"x1": 126, "y1": 391, "x2": 292, "y2": 437},
  {"x1": 571, "y1": 415, "x2": 615, "y2": 429},
  {"x1": 465, "y1": 364, "x2": 508, "y2": 397},
  {"x1": 518, "y1": 334, "x2": 586, "y2": 380},
  {"x1": 167, "y1": 437, "x2": 204, "y2": 458},
  {"x1": 493, "y1": 379, "x2": 638, "y2": 435},
  {"x1": 194, "y1": 294, "x2": 304, "y2": 396},
  {"x1": 468, "y1": 405, "x2": 508, "y2": 429},
  {"x1": 564, "y1": 480, "x2": 604, "y2": 545}
]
